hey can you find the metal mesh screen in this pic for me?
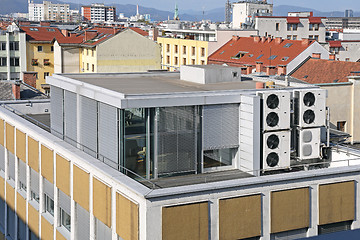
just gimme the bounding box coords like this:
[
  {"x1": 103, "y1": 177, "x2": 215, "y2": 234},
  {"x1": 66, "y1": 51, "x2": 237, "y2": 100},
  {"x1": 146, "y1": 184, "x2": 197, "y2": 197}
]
[
  {"x1": 80, "y1": 96, "x2": 98, "y2": 158},
  {"x1": 50, "y1": 86, "x2": 64, "y2": 138},
  {"x1": 157, "y1": 106, "x2": 198, "y2": 176},
  {"x1": 64, "y1": 90, "x2": 77, "y2": 147}
]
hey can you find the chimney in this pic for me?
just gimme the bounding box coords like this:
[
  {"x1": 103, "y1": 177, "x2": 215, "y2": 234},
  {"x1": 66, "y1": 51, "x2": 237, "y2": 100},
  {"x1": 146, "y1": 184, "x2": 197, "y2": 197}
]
[
  {"x1": 275, "y1": 37, "x2": 283, "y2": 45},
  {"x1": 312, "y1": 53, "x2": 321, "y2": 59},
  {"x1": 61, "y1": 29, "x2": 69, "y2": 37},
  {"x1": 246, "y1": 65, "x2": 254, "y2": 75},
  {"x1": 329, "y1": 54, "x2": 336, "y2": 60},
  {"x1": 241, "y1": 67, "x2": 247, "y2": 75},
  {"x1": 261, "y1": 37, "x2": 266, "y2": 43},
  {"x1": 256, "y1": 82, "x2": 265, "y2": 89},
  {"x1": 232, "y1": 35, "x2": 240, "y2": 41},
  {"x1": 254, "y1": 36, "x2": 261, "y2": 43},
  {"x1": 85, "y1": 30, "x2": 97, "y2": 41},
  {"x1": 12, "y1": 81, "x2": 21, "y2": 100},
  {"x1": 256, "y1": 62, "x2": 264, "y2": 73},
  {"x1": 277, "y1": 65, "x2": 287, "y2": 76},
  {"x1": 40, "y1": 21, "x2": 50, "y2": 26},
  {"x1": 267, "y1": 37, "x2": 272, "y2": 43},
  {"x1": 113, "y1": 27, "x2": 117, "y2": 35},
  {"x1": 266, "y1": 66, "x2": 277, "y2": 76},
  {"x1": 302, "y1": 38, "x2": 310, "y2": 46},
  {"x1": 78, "y1": 26, "x2": 83, "y2": 31},
  {"x1": 22, "y1": 72, "x2": 37, "y2": 88}
]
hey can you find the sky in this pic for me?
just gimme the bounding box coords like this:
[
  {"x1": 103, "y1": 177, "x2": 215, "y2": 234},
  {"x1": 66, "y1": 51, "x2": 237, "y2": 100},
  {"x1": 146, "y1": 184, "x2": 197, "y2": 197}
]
[{"x1": 70, "y1": 0, "x2": 360, "y2": 12}]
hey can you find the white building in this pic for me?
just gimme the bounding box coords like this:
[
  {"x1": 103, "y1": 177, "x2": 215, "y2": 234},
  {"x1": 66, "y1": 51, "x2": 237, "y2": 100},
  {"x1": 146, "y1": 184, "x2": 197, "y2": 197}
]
[
  {"x1": 28, "y1": 1, "x2": 70, "y2": 22},
  {"x1": 81, "y1": 4, "x2": 116, "y2": 23},
  {"x1": 232, "y1": 0, "x2": 273, "y2": 29}
]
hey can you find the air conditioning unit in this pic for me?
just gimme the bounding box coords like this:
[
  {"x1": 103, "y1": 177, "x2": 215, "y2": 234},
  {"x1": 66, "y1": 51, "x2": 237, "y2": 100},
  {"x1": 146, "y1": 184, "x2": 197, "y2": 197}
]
[
  {"x1": 294, "y1": 89, "x2": 326, "y2": 128},
  {"x1": 262, "y1": 130, "x2": 291, "y2": 170},
  {"x1": 298, "y1": 128, "x2": 321, "y2": 160},
  {"x1": 257, "y1": 91, "x2": 291, "y2": 131}
]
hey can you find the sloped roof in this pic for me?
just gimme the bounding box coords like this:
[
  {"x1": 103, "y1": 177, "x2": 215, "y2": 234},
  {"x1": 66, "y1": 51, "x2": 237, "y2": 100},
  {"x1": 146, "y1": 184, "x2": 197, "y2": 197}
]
[
  {"x1": 20, "y1": 26, "x2": 66, "y2": 43},
  {"x1": 208, "y1": 37, "x2": 315, "y2": 67},
  {"x1": 0, "y1": 82, "x2": 48, "y2": 101},
  {"x1": 290, "y1": 58, "x2": 360, "y2": 84},
  {"x1": 129, "y1": 27, "x2": 149, "y2": 37}
]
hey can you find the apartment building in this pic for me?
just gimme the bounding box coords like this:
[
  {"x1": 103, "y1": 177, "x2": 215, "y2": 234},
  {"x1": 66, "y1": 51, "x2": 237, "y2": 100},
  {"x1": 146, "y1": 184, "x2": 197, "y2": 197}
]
[
  {"x1": 255, "y1": 12, "x2": 327, "y2": 43},
  {"x1": 232, "y1": 0, "x2": 273, "y2": 29},
  {"x1": 0, "y1": 24, "x2": 26, "y2": 80},
  {"x1": 325, "y1": 17, "x2": 360, "y2": 29},
  {"x1": 28, "y1": 1, "x2": 70, "y2": 23},
  {"x1": 81, "y1": 4, "x2": 116, "y2": 23},
  {"x1": 0, "y1": 65, "x2": 359, "y2": 240},
  {"x1": 324, "y1": 40, "x2": 360, "y2": 62}
]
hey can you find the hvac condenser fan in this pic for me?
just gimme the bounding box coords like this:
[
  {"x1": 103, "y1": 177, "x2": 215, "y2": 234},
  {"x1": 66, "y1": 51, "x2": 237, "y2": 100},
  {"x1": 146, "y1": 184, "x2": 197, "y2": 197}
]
[
  {"x1": 267, "y1": 134, "x2": 280, "y2": 149},
  {"x1": 266, "y1": 152, "x2": 279, "y2": 167},
  {"x1": 303, "y1": 109, "x2": 315, "y2": 124},
  {"x1": 266, "y1": 112, "x2": 279, "y2": 127},
  {"x1": 266, "y1": 94, "x2": 280, "y2": 109},
  {"x1": 303, "y1": 92, "x2": 316, "y2": 107}
]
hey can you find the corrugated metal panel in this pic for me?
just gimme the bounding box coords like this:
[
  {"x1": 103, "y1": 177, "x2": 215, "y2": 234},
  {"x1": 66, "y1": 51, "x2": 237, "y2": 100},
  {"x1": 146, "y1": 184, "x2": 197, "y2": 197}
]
[
  {"x1": 50, "y1": 86, "x2": 64, "y2": 138},
  {"x1": 64, "y1": 90, "x2": 77, "y2": 147},
  {"x1": 96, "y1": 218, "x2": 112, "y2": 240},
  {"x1": 80, "y1": 96, "x2": 98, "y2": 157},
  {"x1": 18, "y1": 159, "x2": 26, "y2": 184},
  {"x1": 75, "y1": 204, "x2": 90, "y2": 240},
  {"x1": 271, "y1": 228, "x2": 307, "y2": 240},
  {"x1": 203, "y1": 104, "x2": 239, "y2": 150},
  {"x1": 18, "y1": 218, "x2": 27, "y2": 240},
  {"x1": 59, "y1": 190, "x2": 71, "y2": 215},
  {"x1": 7, "y1": 206, "x2": 15, "y2": 239},
  {"x1": 8, "y1": 151, "x2": 15, "y2": 181},
  {"x1": 157, "y1": 106, "x2": 198, "y2": 175},
  {"x1": 44, "y1": 178, "x2": 54, "y2": 199},
  {"x1": 98, "y1": 103, "x2": 118, "y2": 169},
  {"x1": 0, "y1": 144, "x2": 4, "y2": 172},
  {"x1": 0, "y1": 198, "x2": 4, "y2": 231},
  {"x1": 30, "y1": 168, "x2": 39, "y2": 195}
]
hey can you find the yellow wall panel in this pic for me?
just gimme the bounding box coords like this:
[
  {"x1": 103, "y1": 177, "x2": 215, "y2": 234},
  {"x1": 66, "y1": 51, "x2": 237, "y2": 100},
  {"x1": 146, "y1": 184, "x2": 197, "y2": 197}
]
[
  {"x1": 5, "y1": 123, "x2": 14, "y2": 154},
  {"x1": 219, "y1": 195, "x2": 261, "y2": 240},
  {"x1": 28, "y1": 204, "x2": 39, "y2": 237},
  {"x1": 319, "y1": 181, "x2": 355, "y2": 225},
  {"x1": 16, "y1": 129, "x2": 26, "y2": 162},
  {"x1": 162, "y1": 202, "x2": 208, "y2": 240},
  {"x1": 56, "y1": 230, "x2": 67, "y2": 240},
  {"x1": 0, "y1": 177, "x2": 4, "y2": 200},
  {"x1": 28, "y1": 136, "x2": 39, "y2": 172},
  {"x1": 73, "y1": 165, "x2": 89, "y2": 211},
  {"x1": 41, "y1": 145, "x2": 54, "y2": 183},
  {"x1": 93, "y1": 177, "x2": 112, "y2": 227},
  {"x1": 56, "y1": 154, "x2": 70, "y2": 196},
  {"x1": 271, "y1": 187, "x2": 310, "y2": 233},
  {"x1": 16, "y1": 193, "x2": 27, "y2": 222},
  {"x1": 116, "y1": 193, "x2": 139, "y2": 240},
  {"x1": 0, "y1": 119, "x2": 4, "y2": 146},
  {"x1": 6, "y1": 183, "x2": 15, "y2": 210},
  {"x1": 41, "y1": 216, "x2": 54, "y2": 240}
]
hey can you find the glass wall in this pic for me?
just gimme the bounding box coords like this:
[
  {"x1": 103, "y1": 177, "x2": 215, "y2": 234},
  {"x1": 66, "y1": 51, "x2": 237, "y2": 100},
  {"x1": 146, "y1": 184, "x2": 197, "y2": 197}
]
[{"x1": 203, "y1": 148, "x2": 238, "y2": 169}]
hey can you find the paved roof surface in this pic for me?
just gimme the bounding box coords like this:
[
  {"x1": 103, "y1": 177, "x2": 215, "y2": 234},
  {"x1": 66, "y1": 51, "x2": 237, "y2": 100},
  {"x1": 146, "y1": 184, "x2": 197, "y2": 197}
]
[{"x1": 290, "y1": 58, "x2": 360, "y2": 84}]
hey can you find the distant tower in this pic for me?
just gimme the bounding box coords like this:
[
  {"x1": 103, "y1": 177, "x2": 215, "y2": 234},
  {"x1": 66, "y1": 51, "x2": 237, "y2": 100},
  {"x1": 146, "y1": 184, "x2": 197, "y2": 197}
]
[
  {"x1": 136, "y1": 4, "x2": 139, "y2": 16},
  {"x1": 174, "y1": 3, "x2": 179, "y2": 20},
  {"x1": 345, "y1": 9, "x2": 354, "y2": 17},
  {"x1": 225, "y1": 0, "x2": 231, "y2": 23}
]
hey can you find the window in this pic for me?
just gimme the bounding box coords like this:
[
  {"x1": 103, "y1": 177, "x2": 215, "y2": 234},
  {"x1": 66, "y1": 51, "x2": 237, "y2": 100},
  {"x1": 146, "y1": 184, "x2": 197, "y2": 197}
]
[
  {"x1": 166, "y1": 44, "x2": 170, "y2": 52},
  {"x1": 44, "y1": 72, "x2": 50, "y2": 79},
  {"x1": 0, "y1": 42, "x2": 5, "y2": 50},
  {"x1": 337, "y1": 121, "x2": 346, "y2": 132},
  {"x1": 192, "y1": 59, "x2": 195, "y2": 65},
  {"x1": 192, "y1": 46, "x2": 195, "y2": 56},
  {"x1": 61, "y1": 209, "x2": 71, "y2": 231},
  {"x1": 183, "y1": 46, "x2": 186, "y2": 54},
  {"x1": 183, "y1": 58, "x2": 186, "y2": 65},
  {"x1": 345, "y1": 58, "x2": 350, "y2": 61},
  {"x1": 87, "y1": 63, "x2": 89, "y2": 71},
  {"x1": 92, "y1": 50, "x2": 94, "y2": 57},
  {"x1": 201, "y1": 47, "x2": 205, "y2": 57},
  {"x1": 281, "y1": 56, "x2": 289, "y2": 61},
  {"x1": 314, "y1": 23, "x2": 319, "y2": 31},
  {"x1": 92, "y1": 64, "x2": 94, "y2": 72},
  {"x1": 174, "y1": 45, "x2": 178, "y2": 54},
  {"x1": 45, "y1": 194, "x2": 54, "y2": 216},
  {"x1": 201, "y1": 60, "x2": 205, "y2": 65},
  {"x1": 37, "y1": 46, "x2": 43, "y2": 52},
  {"x1": 315, "y1": 35, "x2": 319, "y2": 41},
  {"x1": 9, "y1": 42, "x2": 19, "y2": 51},
  {"x1": 0, "y1": 57, "x2": 6, "y2": 66},
  {"x1": 43, "y1": 59, "x2": 50, "y2": 66},
  {"x1": 19, "y1": 181, "x2": 27, "y2": 192},
  {"x1": 51, "y1": 46, "x2": 54, "y2": 52},
  {"x1": 174, "y1": 56, "x2": 178, "y2": 65},
  {"x1": 31, "y1": 191, "x2": 39, "y2": 203},
  {"x1": 232, "y1": 51, "x2": 247, "y2": 59},
  {"x1": 10, "y1": 58, "x2": 19, "y2": 66},
  {"x1": 293, "y1": 35, "x2": 297, "y2": 40},
  {"x1": 287, "y1": 23, "x2": 298, "y2": 31},
  {"x1": 309, "y1": 23, "x2": 314, "y2": 31},
  {"x1": 276, "y1": 23, "x2": 280, "y2": 31},
  {"x1": 287, "y1": 35, "x2": 292, "y2": 40},
  {"x1": 166, "y1": 55, "x2": 170, "y2": 64},
  {"x1": 86, "y1": 49, "x2": 89, "y2": 56}
]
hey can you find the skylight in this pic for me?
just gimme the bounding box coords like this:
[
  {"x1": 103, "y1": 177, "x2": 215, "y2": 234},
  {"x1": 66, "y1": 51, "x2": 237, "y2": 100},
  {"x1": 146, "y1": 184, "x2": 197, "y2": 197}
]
[
  {"x1": 284, "y1": 43, "x2": 293, "y2": 48},
  {"x1": 256, "y1": 54, "x2": 264, "y2": 59},
  {"x1": 281, "y1": 56, "x2": 289, "y2": 61},
  {"x1": 30, "y1": 28, "x2": 39, "y2": 31},
  {"x1": 47, "y1": 28, "x2": 55, "y2": 32},
  {"x1": 220, "y1": 51, "x2": 225, "y2": 55},
  {"x1": 269, "y1": 55, "x2": 278, "y2": 60}
]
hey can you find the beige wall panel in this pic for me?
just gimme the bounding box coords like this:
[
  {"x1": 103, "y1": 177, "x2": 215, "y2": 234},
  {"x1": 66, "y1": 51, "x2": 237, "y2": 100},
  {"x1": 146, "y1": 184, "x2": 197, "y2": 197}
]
[
  {"x1": 16, "y1": 129, "x2": 26, "y2": 162},
  {"x1": 16, "y1": 193, "x2": 27, "y2": 222},
  {"x1": 6, "y1": 182, "x2": 15, "y2": 210},
  {"x1": 41, "y1": 216, "x2": 54, "y2": 240},
  {"x1": 28, "y1": 204, "x2": 39, "y2": 237},
  {"x1": 56, "y1": 154, "x2": 70, "y2": 196},
  {"x1": 162, "y1": 202, "x2": 208, "y2": 240},
  {"x1": 271, "y1": 187, "x2": 310, "y2": 233},
  {"x1": 6, "y1": 123, "x2": 14, "y2": 154},
  {"x1": 56, "y1": 230, "x2": 67, "y2": 240},
  {"x1": 116, "y1": 193, "x2": 139, "y2": 240},
  {"x1": 93, "y1": 177, "x2": 112, "y2": 227},
  {"x1": 28, "y1": 136, "x2": 39, "y2": 172},
  {"x1": 0, "y1": 177, "x2": 4, "y2": 200},
  {"x1": 0, "y1": 119, "x2": 4, "y2": 146},
  {"x1": 73, "y1": 165, "x2": 89, "y2": 211},
  {"x1": 319, "y1": 181, "x2": 355, "y2": 225},
  {"x1": 219, "y1": 194, "x2": 261, "y2": 240},
  {"x1": 41, "y1": 145, "x2": 54, "y2": 183}
]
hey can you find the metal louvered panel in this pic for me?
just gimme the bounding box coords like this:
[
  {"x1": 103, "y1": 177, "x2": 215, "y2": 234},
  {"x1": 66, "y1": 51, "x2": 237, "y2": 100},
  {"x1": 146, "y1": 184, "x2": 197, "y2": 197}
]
[
  {"x1": 64, "y1": 90, "x2": 77, "y2": 147},
  {"x1": 98, "y1": 103, "x2": 118, "y2": 169},
  {"x1": 50, "y1": 86, "x2": 64, "y2": 138},
  {"x1": 0, "y1": 145, "x2": 4, "y2": 172},
  {"x1": 18, "y1": 160, "x2": 26, "y2": 184},
  {"x1": 7, "y1": 207, "x2": 15, "y2": 239},
  {"x1": 59, "y1": 190, "x2": 71, "y2": 214},
  {"x1": 18, "y1": 218, "x2": 27, "y2": 240},
  {"x1": 30, "y1": 168, "x2": 39, "y2": 194},
  {"x1": 76, "y1": 204, "x2": 90, "y2": 240},
  {"x1": 8, "y1": 151, "x2": 15, "y2": 181},
  {"x1": 203, "y1": 104, "x2": 239, "y2": 150},
  {"x1": 80, "y1": 96, "x2": 98, "y2": 157},
  {"x1": 96, "y1": 218, "x2": 112, "y2": 240},
  {"x1": 271, "y1": 228, "x2": 307, "y2": 240},
  {"x1": 44, "y1": 178, "x2": 54, "y2": 199},
  {"x1": 157, "y1": 106, "x2": 198, "y2": 175}
]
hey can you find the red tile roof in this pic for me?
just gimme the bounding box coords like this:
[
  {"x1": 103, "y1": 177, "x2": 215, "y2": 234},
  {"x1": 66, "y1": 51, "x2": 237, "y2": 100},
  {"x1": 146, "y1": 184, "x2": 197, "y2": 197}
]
[
  {"x1": 290, "y1": 58, "x2": 360, "y2": 84},
  {"x1": 287, "y1": 17, "x2": 300, "y2": 24},
  {"x1": 208, "y1": 37, "x2": 315, "y2": 67},
  {"x1": 309, "y1": 17, "x2": 323, "y2": 24},
  {"x1": 20, "y1": 26, "x2": 66, "y2": 43},
  {"x1": 129, "y1": 27, "x2": 148, "y2": 37},
  {"x1": 328, "y1": 41, "x2": 342, "y2": 48}
]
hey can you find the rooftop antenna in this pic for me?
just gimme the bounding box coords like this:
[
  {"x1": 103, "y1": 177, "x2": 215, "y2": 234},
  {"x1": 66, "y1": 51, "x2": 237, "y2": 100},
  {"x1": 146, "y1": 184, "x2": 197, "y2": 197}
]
[
  {"x1": 225, "y1": 0, "x2": 231, "y2": 23},
  {"x1": 202, "y1": 6, "x2": 205, "y2": 21}
]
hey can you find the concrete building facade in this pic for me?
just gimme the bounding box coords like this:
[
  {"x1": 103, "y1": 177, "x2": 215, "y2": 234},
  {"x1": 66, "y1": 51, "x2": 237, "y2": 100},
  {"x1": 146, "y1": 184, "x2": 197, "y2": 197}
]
[
  {"x1": 232, "y1": 0, "x2": 273, "y2": 29},
  {"x1": 81, "y1": 4, "x2": 116, "y2": 23},
  {"x1": 28, "y1": 1, "x2": 71, "y2": 23}
]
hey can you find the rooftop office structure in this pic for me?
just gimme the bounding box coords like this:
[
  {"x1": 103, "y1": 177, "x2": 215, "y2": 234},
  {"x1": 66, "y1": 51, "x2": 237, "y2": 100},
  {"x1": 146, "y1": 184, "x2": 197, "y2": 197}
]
[{"x1": 0, "y1": 66, "x2": 360, "y2": 239}]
